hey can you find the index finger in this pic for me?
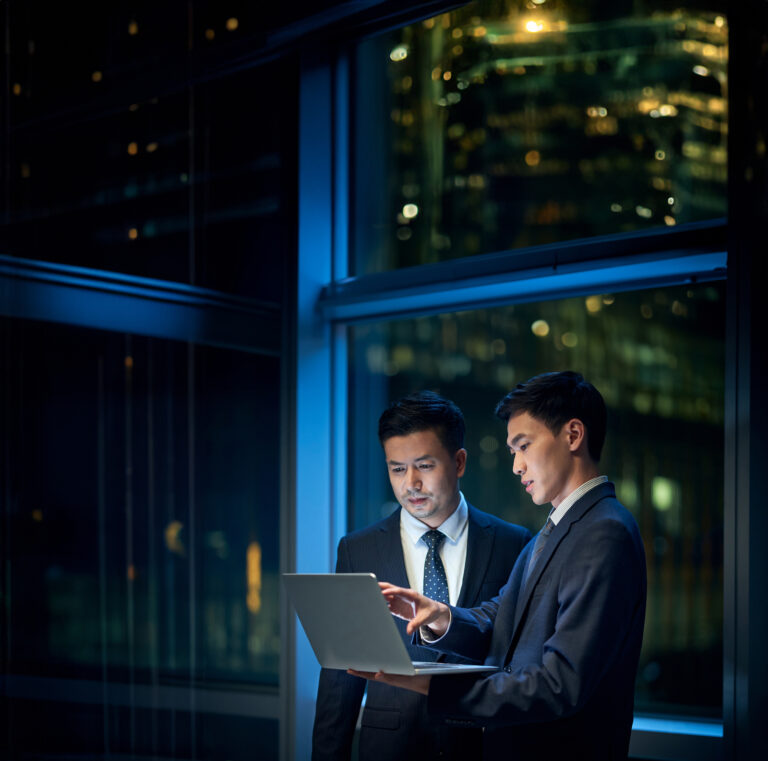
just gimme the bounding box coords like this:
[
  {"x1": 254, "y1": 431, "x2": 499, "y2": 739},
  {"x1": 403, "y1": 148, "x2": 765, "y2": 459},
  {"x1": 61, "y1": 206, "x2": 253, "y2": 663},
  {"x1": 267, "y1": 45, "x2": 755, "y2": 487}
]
[{"x1": 379, "y1": 583, "x2": 419, "y2": 600}]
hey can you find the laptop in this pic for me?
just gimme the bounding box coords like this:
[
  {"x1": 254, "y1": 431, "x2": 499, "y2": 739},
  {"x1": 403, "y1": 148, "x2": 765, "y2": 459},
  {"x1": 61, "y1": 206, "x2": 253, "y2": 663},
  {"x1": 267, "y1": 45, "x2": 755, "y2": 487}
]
[{"x1": 283, "y1": 572, "x2": 497, "y2": 676}]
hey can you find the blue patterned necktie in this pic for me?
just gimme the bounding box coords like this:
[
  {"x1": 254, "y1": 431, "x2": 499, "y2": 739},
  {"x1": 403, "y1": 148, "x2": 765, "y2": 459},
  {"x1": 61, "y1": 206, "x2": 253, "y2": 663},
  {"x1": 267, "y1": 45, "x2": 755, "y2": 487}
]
[
  {"x1": 523, "y1": 514, "x2": 555, "y2": 585},
  {"x1": 422, "y1": 530, "x2": 450, "y2": 604}
]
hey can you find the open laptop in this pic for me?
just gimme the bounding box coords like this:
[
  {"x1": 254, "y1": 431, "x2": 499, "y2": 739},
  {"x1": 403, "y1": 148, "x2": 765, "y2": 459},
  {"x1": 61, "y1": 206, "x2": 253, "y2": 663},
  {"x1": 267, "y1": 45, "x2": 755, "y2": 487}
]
[{"x1": 283, "y1": 572, "x2": 497, "y2": 676}]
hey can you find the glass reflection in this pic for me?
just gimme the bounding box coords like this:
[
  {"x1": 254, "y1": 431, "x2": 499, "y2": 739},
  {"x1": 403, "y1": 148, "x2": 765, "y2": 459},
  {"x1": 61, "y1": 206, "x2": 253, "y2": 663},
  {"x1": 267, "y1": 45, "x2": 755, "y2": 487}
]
[
  {"x1": 352, "y1": 0, "x2": 727, "y2": 273},
  {"x1": 348, "y1": 282, "x2": 724, "y2": 716}
]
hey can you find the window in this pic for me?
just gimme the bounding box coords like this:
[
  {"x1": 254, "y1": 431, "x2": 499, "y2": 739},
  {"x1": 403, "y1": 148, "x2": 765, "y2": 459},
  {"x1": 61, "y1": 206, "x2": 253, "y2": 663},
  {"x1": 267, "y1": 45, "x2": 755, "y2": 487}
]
[
  {"x1": 3, "y1": 4, "x2": 295, "y2": 299},
  {"x1": 348, "y1": 282, "x2": 725, "y2": 716},
  {"x1": 0, "y1": 317, "x2": 281, "y2": 687},
  {"x1": 351, "y1": 0, "x2": 727, "y2": 274}
]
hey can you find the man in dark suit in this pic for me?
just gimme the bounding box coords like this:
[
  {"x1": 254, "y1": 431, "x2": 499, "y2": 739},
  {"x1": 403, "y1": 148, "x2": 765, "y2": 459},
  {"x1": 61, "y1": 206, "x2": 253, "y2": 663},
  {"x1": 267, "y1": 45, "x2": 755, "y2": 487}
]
[
  {"x1": 312, "y1": 391, "x2": 531, "y2": 761},
  {"x1": 353, "y1": 372, "x2": 647, "y2": 761}
]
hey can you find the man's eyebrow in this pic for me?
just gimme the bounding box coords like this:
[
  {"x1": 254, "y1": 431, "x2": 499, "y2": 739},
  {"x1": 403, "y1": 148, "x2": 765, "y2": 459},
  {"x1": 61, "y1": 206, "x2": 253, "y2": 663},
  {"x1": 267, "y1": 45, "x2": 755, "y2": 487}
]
[
  {"x1": 387, "y1": 454, "x2": 435, "y2": 464},
  {"x1": 507, "y1": 433, "x2": 528, "y2": 448}
]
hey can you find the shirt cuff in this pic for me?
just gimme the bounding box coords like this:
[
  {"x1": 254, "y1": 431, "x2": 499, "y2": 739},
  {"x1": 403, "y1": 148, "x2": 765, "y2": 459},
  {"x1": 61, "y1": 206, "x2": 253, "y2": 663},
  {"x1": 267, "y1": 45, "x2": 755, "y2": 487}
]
[{"x1": 419, "y1": 608, "x2": 452, "y2": 643}]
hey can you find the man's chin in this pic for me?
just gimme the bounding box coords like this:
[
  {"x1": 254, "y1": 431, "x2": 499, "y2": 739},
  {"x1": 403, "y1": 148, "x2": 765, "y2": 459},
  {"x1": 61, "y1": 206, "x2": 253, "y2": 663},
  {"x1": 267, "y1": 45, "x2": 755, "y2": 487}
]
[{"x1": 404, "y1": 503, "x2": 436, "y2": 519}]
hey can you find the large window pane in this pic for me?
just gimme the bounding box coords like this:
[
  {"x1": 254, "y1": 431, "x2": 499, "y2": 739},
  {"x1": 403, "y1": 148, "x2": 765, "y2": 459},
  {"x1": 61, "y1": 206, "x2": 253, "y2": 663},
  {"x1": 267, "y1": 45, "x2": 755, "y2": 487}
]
[
  {"x1": 348, "y1": 281, "x2": 725, "y2": 716},
  {"x1": 0, "y1": 317, "x2": 280, "y2": 686},
  {"x1": 3, "y1": 4, "x2": 296, "y2": 299},
  {"x1": 352, "y1": 1, "x2": 727, "y2": 273}
]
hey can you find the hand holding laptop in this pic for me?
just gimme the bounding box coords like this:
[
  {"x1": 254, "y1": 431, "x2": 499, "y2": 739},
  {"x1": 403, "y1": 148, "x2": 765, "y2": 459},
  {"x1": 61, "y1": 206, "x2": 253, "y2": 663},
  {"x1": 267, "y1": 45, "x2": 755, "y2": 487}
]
[
  {"x1": 379, "y1": 582, "x2": 451, "y2": 638},
  {"x1": 347, "y1": 667, "x2": 432, "y2": 695},
  {"x1": 283, "y1": 573, "x2": 497, "y2": 677}
]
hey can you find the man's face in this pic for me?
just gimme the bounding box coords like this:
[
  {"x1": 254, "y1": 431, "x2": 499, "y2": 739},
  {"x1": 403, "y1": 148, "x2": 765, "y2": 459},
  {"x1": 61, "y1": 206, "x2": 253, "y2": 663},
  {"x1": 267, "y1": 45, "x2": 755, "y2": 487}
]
[
  {"x1": 383, "y1": 429, "x2": 466, "y2": 529},
  {"x1": 506, "y1": 412, "x2": 575, "y2": 508}
]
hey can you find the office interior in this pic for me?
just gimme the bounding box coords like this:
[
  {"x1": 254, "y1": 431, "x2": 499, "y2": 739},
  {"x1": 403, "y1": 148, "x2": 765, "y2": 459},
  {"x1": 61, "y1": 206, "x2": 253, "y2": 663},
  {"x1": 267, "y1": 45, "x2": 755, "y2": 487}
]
[{"x1": 0, "y1": 1, "x2": 765, "y2": 759}]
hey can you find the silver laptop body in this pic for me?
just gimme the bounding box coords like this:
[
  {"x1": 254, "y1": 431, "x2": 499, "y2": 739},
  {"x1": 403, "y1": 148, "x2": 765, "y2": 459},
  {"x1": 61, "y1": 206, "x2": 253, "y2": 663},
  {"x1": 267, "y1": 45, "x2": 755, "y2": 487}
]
[{"x1": 283, "y1": 572, "x2": 497, "y2": 676}]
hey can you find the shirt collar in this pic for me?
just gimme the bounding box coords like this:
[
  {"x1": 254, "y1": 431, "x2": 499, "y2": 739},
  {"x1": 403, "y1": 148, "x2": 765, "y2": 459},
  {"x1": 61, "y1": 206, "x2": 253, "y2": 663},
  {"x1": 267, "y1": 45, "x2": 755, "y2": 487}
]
[
  {"x1": 400, "y1": 491, "x2": 469, "y2": 545},
  {"x1": 549, "y1": 475, "x2": 608, "y2": 525}
]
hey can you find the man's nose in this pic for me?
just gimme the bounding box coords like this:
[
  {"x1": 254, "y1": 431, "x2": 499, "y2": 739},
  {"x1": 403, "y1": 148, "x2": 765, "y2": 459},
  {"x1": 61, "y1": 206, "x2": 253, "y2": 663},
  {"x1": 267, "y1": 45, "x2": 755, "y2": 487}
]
[
  {"x1": 406, "y1": 467, "x2": 422, "y2": 489},
  {"x1": 513, "y1": 453, "x2": 525, "y2": 475}
]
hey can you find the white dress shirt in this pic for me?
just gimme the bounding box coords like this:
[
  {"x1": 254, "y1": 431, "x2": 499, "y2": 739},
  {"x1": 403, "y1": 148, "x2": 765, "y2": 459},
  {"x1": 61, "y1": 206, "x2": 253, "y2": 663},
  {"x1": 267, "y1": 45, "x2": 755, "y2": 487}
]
[
  {"x1": 400, "y1": 492, "x2": 469, "y2": 606},
  {"x1": 548, "y1": 475, "x2": 608, "y2": 525}
]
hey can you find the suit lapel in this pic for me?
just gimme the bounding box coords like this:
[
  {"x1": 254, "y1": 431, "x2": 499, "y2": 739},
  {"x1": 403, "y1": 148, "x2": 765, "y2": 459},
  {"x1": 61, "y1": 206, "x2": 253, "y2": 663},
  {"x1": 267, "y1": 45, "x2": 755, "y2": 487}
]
[
  {"x1": 509, "y1": 482, "x2": 616, "y2": 646},
  {"x1": 375, "y1": 509, "x2": 411, "y2": 589},
  {"x1": 457, "y1": 504, "x2": 494, "y2": 607}
]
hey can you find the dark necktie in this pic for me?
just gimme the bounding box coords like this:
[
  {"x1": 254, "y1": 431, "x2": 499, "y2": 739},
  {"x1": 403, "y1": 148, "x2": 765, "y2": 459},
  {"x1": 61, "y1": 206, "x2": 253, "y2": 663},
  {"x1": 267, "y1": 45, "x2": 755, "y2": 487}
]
[
  {"x1": 422, "y1": 530, "x2": 450, "y2": 604},
  {"x1": 523, "y1": 515, "x2": 555, "y2": 585}
]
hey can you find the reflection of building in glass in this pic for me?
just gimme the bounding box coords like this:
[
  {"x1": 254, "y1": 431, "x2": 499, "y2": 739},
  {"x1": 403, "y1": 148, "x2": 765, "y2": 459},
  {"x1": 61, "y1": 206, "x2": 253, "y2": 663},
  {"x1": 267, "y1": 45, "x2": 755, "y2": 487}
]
[
  {"x1": 349, "y1": 281, "x2": 724, "y2": 714},
  {"x1": 369, "y1": 2, "x2": 727, "y2": 270}
]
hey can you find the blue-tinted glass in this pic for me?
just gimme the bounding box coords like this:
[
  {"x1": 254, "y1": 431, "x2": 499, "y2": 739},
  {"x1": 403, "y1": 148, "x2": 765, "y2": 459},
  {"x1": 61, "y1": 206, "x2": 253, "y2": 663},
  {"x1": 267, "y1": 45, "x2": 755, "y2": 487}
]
[
  {"x1": 348, "y1": 282, "x2": 725, "y2": 716},
  {"x1": 3, "y1": 3, "x2": 295, "y2": 299},
  {"x1": 352, "y1": 1, "x2": 727, "y2": 273},
  {"x1": 0, "y1": 317, "x2": 280, "y2": 686}
]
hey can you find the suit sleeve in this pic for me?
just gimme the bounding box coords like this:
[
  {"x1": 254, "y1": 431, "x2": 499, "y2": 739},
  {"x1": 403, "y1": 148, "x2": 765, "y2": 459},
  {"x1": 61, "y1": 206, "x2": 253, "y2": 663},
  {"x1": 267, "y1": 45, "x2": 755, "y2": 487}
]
[
  {"x1": 311, "y1": 537, "x2": 366, "y2": 761},
  {"x1": 427, "y1": 518, "x2": 645, "y2": 727}
]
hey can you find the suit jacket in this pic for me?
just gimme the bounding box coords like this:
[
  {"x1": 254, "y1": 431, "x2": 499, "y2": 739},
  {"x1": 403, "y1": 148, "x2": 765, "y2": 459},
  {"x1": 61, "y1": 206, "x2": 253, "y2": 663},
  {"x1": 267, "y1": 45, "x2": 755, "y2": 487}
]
[
  {"x1": 425, "y1": 482, "x2": 647, "y2": 761},
  {"x1": 311, "y1": 503, "x2": 531, "y2": 761}
]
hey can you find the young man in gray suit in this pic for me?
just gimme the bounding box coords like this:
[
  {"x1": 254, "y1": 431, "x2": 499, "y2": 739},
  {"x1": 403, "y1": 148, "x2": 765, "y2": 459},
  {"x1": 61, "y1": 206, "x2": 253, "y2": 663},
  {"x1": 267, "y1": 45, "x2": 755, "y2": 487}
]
[
  {"x1": 312, "y1": 391, "x2": 531, "y2": 761},
  {"x1": 352, "y1": 372, "x2": 647, "y2": 761}
]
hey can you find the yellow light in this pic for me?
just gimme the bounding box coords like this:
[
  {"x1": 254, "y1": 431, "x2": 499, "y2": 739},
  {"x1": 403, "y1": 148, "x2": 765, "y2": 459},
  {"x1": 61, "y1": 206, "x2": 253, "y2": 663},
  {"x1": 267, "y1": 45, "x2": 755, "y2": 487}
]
[
  {"x1": 127, "y1": 142, "x2": 138, "y2": 155},
  {"x1": 205, "y1": 28, "x2": 215, "y2": 40},
  {"x1": 390, "y1": 45, "x2": 408, "y2": 62},
  {"x1": 531, "y1": 319, "x2": 550, "y2": 337},
  {"x1": 146, "y1": 142, "x2": 158, "y2": 153},
  {"x1": 32, "y1": 509, "x2": 43, "y2": 522},
  {"x1": 128, "y1": 103, "x2": 139, "y2": 112},
  {"x1": 127, "y1": 565, "x2": 136, "y2": 581},
  {"x1": 164, "y1": 521, "x2": 185, "y2": 555},
  {"x1": 128, "y1": 227, "x2": 138, "y2": 240},
  {"x1": 12, "y1": 83, "x2": 22, "y2": 96},
  {"x1": 247, "y1": 542, "x2": 262, "y2": 614},
  {"x1": 128, "y1": 21, "x2": 139, "y2": 36},
  {"x1": 524, "y1": 150, "x2": 540, "y2": 166},
  {"x1": 91, "y1": 71, "x2": 103, "y2": 82},
  {"x1": 585, "y1": 295, "x2": 602, "y2": 313},
  {"x1": 402, "y1": 203, "x2": 419, "y2": 219},
  {"x1": 561, "y1": 332, "x2": 578, "y2": 348},
  {"x1": 472, "y1": 25, "x2": 487, "y2": 37},
  {"x1": 20, "y1": 163, "x2": 31, "y2": 179},
  {"x1": 525, "y1": 20, "x2": 544, "y2": 33},
  {"x1": 693, "y1": 65, "x2": 710, "y2": 77},
  {"x1": 125, "y1": 356, "x2": 134, "y2": 368},
  {"x1": 226, "y1": 17, "x2": 239, "y2": 32},
  {"x1": 664, "y1": 215, "x2": 676, "y2": 226},
  {"x1": 443, "y1": 70, "x2": 452, "y2": 81}
]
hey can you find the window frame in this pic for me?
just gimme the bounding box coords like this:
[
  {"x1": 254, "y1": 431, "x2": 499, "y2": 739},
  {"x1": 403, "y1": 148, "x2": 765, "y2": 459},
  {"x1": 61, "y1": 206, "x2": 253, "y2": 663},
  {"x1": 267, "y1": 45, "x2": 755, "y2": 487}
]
[{"x1": 290, "y1": 5, "x2": 744, "y2": 753}]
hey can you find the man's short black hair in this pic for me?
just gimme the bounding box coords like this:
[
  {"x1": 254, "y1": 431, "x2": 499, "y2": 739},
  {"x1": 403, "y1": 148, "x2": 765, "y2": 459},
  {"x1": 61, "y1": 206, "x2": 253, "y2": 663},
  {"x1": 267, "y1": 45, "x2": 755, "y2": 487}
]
[
  {"x1": 378, "y1": 390, "x2": 465, "y2": 455},
  {"x1": 494, "y1": 371, "x2": 607, "y2": 462}
]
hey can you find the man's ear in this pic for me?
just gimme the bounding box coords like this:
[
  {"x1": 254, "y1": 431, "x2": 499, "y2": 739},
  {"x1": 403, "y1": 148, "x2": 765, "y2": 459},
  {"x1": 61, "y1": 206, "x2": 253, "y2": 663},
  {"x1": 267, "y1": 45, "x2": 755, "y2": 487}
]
[
  {"x1": 455, "y1": 448, "x2": 467, "y2": 478},
  {"x1": 564, "y1": 418, "x2": 587, "y2": 453}
]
